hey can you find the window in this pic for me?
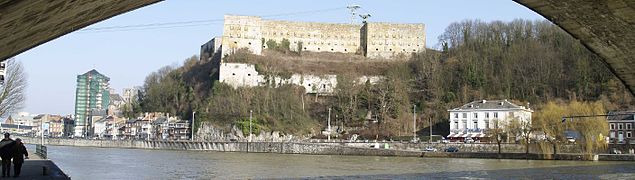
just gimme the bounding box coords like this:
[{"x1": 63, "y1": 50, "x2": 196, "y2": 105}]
[
  {"x1": 485, "y1": 113, "x2": 490, "y2": 118},
  {"x1": 627, "y1": 123, "x2": 632, "y2": 130},
  {"x1": 473, "y1": 121, "x2": 478, "y2": 129},
  {"x1": 454, "y1": 121, "x2": 458, "y2": 129},
  {"x1": 462, "y1": 121, "x2": 467, "y2": 129},
  {"x1": 462, "y1": 113, "x2": 467, "y2": 118},
  {"x1": 485, "y1": 120, "x2": 490, "y2": 129},
  {"x1": 628, "y1": 132, "x2": 632, "y2": 138},
  {"x1": 610, "y1": 123, "x2": 616, "y2": 130},
  {"x1": 474, "y1": 113, "x2": 478, "y2": 118},
  {"x1": 494, "y1": 112, "x2": 499, "y2": 118},
  {"x1": 454, "y1": 113, "x2": 458, "y2": 118},
  {"x1": 619, "y1": 123, "x2": 624, "y2": 130}
]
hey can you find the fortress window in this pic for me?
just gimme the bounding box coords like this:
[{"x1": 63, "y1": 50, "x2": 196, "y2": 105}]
[
  {"x1": 318, "y1": 48, "x2": 321, "y2": 50},
  {"x1": 308, "y1": 84, "x2": 312, "y2": 86},
  {"x1": 248, "y1": 74, "x2": 251, "y2": 76},
  {"x1": 234, "y1": 41, "x2": 238, "y2": 44},
  {"x1": 344, "y1": 49, "x2": 347, "y2": 52},
  {"x1": 232, "y1": 73, "x2": 236, "y2": 76},
  {"x1": 413, "y1": 49, "x2": 416, "y2": 51},
  {"x1": 263, "y1": 46, "x2": 266, "y2": 48},
  {"x1": 376, "y1": 48, "x2": 379, "y2": 51},
  {"x1": 304, "y1": 47, "x2": 307, "y2": 50},
  {"x1": 248, "y1": 42, "x2": 252, "y2": 45},
  {"x1": 403, "y1": 49, "x2": 405, "y2": 51},
  {"x1": 331, "y1": 48, "x2": 334, "y2": 51},
  {"x1": 389, "y1": 49, "x2": 392, "y2": 51},
  {"x1": 323, "y1": 85, "x2": 326, "y2": 88}
]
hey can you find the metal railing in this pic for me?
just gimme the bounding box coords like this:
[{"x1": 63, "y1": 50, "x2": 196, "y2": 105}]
[{"x1": 35, "y1": 144, "x2": 47, "y2": 159}]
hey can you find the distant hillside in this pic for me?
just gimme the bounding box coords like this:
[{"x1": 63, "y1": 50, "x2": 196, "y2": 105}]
[{"x1": 136, "y1": 19, "x2": 635, "y2": 140}]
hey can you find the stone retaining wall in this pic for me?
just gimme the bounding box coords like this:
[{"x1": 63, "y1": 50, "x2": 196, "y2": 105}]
[{"x1": 21, "y1": 137, "x2": 633, "y2": 161}]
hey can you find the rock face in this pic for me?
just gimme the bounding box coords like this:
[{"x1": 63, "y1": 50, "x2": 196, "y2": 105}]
[{"x1": 196, "y1": 122, "x2": 303, "y2": 142}]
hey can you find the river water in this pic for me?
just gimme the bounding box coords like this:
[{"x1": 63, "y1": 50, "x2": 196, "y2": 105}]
[{"x1": 39, "y1": 145, "x2": 635, "y2": 179}]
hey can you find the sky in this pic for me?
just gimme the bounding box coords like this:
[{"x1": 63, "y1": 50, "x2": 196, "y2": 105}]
[{"x1": 15, "y1": 0, "x2": 546, "y2": 115}]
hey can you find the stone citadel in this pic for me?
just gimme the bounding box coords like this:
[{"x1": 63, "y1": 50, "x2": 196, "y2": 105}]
[
  {"x1": 200, "y1": 15, "x2": 426, "y2": 93},
  {"x1": 202, "y1": 15, "x2": 426, "y2": 60}
]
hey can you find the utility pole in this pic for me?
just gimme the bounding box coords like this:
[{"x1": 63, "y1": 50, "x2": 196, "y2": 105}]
[
  {"x1": 249, "y1": 110, "x2": 253, "y2": 142},
  {"x1": 429, "y1": 117, "x2": 433, "y2": 144},
  {"x1": 327, "y1": 108, "x2": 331, "y2": 141},
  {"x1": 413, "y1": 104, "x2": 417, "y2": 142},
  {"x1": 191, "y1": 111, "x2": 196, "y2": 141}
]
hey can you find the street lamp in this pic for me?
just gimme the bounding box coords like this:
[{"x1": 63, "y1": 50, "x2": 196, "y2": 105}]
[
  {"x1": 413, "y1": 104, "x2": 417, "y2": 142},
  {"x1": 327, "y1": 108, "x2": 331, "y2": 141},
  {"x1": 191, "y1": 111, "x2": 196, "y2": 141},
  {"x1": 249, "y1": 110, "x2": 254, "y2": 142}
]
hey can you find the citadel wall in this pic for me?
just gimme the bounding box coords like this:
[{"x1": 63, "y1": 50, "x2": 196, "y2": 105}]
[
  {"x1": 201, "y1": 15, "x2": 423, "y2": 93},
  {"x1": 363, "y1": 23, "x2": 426, "y2": 59},
  {"x1": 262, "y1": 20, "x2": 360, "y2": 54},
  {"x1": 217, "y1": 15, "x2": 426, "y2": 59},
  {"x1": 221, "y1": 15, "x2": 263, "y2": 56},
  {"x1": 219, "y1": 62, "x2": 380, "y2": 94}
]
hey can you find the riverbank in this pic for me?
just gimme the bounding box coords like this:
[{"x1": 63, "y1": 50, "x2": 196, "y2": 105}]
[{"x1": 19, "y1": 137, "x2": 634, "y2": 161}]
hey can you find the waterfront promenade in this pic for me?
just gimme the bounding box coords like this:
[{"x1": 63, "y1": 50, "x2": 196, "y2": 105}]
[{"x1": 4, "y1": 148, "x2": 71, "y2": 179}]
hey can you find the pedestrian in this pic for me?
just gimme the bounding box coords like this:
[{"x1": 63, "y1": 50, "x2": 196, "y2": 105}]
[
  {"x1": 0, "y1": 133, "x2": 14, "y2": 177},
  {"x1": 12, "y1": 138, "x2": 28, "y2": 177}
]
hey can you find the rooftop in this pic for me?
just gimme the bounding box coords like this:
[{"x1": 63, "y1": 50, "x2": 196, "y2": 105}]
[
  {"x1": 450, "y1": 100, "x2": 531, "y2": 111},
  {"x1": 607, "y1": 111, "x2": 635, "y2": 121}
]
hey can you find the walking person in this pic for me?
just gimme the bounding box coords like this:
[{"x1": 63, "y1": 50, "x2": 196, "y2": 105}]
[
  {"x1": 0, "y1": 133, "x2": 14, "y2": 177},
  {"x1": 12, "y1": 138, "x2": 28, "y2": 177}
]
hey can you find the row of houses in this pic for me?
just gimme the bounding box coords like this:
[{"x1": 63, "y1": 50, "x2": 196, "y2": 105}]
[
  {"x1": 92, "y1": 112, "x2": 191, "y2": 141},
  {"x1": 447, "y1": 99, "x2": 635, "y2": 145},
  {"x1": 2, "y1": 112, "x2": 74, "y2": 138},
  {"x1": 1, "y1": 112, "x2": 191, "y2": 141}
]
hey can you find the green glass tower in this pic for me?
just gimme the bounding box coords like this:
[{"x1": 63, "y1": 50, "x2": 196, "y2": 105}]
[{"x1": 74, "y1": 69, "x2": 110, "y2": 137}]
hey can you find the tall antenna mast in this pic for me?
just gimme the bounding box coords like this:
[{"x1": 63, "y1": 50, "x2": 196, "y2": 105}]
[{"x1": 347, "y1": 5, "x2": 361, "y2": 24}]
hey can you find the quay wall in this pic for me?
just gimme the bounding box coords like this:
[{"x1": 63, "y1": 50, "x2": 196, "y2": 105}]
[{"x1": 20, "y1": 137, "x2": 634, "y2": 161}]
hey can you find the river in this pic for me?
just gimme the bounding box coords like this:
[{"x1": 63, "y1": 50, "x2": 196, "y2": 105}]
[{"x1": 38, "y1": 145, "x2": 635, "y2": 179}]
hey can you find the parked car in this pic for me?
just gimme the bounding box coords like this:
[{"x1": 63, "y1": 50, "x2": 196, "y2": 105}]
[
  {"x1": 445, "y1": 147, "x2": 459, "y2": 152},
  {"x1": 424, "y1": 147, "x2": 438, "y2": 152},
  {"x1": 610, "y1": 148, "x2": 622, "y2": 154},
  {"x1": 440, "y1": 138, "x2": 449, "y2": 144},
  {"x1": 566, "y1": 137, "x2": 576, "y2": 143},
  {"x1": 464, "y1": 138, "x2": 475, "y2": 143}
]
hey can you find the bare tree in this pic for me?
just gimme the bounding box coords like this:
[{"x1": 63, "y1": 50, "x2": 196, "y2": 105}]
[
  {"x1": 486, "y1": 118, "x2": 507, "y2": 155},
  {"x1": 0, "y1": 59, "x2": 27, "y2": 118}
]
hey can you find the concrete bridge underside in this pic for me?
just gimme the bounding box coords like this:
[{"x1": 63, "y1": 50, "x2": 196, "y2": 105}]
[{"x1": 0, "y1": 0, "x2": 633, "y2": 95}]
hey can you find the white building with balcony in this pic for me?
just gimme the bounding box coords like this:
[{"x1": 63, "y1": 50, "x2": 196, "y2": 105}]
[{"x1": 447, "y1": 99, "x2": 533, "y2": 142}]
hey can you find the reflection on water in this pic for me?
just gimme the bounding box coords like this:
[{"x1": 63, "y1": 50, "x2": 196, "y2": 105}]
[{"x1": 41, "y1": 145, "x2": 634, "y2": 179}]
